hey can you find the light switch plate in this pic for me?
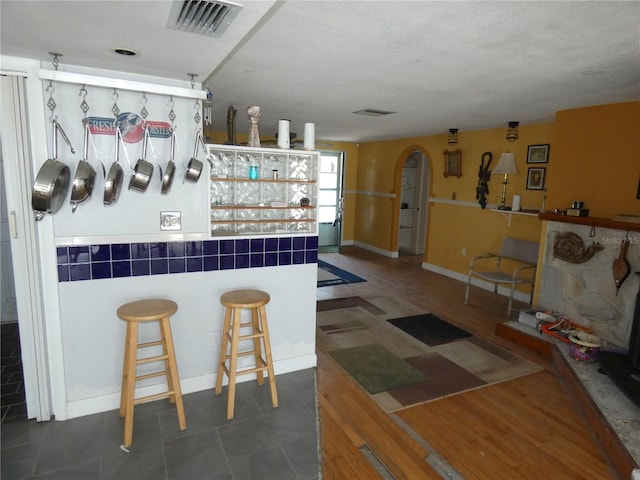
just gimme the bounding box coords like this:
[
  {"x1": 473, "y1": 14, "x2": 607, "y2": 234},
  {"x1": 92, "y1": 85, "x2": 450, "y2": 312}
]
[{"x1": 160, "y1": 211, "x2": 181, "y2": 231}]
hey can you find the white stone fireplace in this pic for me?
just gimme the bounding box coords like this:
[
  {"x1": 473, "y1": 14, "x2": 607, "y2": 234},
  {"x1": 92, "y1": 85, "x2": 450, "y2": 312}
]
[{"x1": 538, "y1": 219, "x2": 640, "y2": 349}]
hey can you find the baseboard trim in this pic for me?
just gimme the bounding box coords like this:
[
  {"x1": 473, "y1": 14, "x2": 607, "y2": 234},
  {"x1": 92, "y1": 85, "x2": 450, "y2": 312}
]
[
  {"x1": 65, "y1": 354, "x2": 317, "y2": 419},
  {"x1": 352, "y1": 241, "x2": 398, "y2": 258},
  {"x1": 422, "y1": 262, "x2": 531, "y2": 303}
]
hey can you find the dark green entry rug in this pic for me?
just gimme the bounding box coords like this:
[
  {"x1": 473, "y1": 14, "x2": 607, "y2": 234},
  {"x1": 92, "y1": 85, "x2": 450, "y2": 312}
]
[
  {"x1": 317, "y1": 295, "x2": 542, "y2": 413},
  {"x1": 329, "y1": 344, "x2": 427, "y2": 394}
]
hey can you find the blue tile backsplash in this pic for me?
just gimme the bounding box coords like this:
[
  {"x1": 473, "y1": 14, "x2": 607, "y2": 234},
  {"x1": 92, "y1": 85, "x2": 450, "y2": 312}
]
[{"x1": 57, "y1": 236, "x2": 319, "y2": 282}]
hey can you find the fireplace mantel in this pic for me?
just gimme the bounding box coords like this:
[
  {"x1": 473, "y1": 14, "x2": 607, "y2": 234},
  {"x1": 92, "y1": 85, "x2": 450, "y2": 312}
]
[{"x1": 539, "y1": 212, "x2": 640, "y2": 232}]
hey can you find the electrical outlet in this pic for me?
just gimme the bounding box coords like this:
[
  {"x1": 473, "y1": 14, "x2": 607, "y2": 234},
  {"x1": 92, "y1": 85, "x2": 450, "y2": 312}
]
[
  {"x1": 212, "y1": 331, "x2": 221, "y2": 346},
  {"x1": 461, "y1": 247, "x2": 467, "y2": 256},
  {"x1": 160, "y1": 211, "x2": 181, "y2": 231}
]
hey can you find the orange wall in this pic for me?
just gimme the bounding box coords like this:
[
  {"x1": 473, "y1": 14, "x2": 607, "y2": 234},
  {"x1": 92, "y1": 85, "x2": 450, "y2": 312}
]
[
  {"x1": 202, "y1": 101, "x2": 639, "y2": 276},
  {"x1": 351, "y1": 102, "x2": 638, "y2": 281},
  {"x1": 354, "y1": 124, "x2": 552, "y2": 265},
  {"x1": 546, "y1": 101, "x2": 640, "y2": 217}
]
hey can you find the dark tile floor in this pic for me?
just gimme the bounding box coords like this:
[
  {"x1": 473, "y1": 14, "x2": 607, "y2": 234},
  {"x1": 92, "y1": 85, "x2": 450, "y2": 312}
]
[
  {"x1": 1, "y1": 336, "x2": 320, "y2": 480},
  {"x1": 1, "y1": 322, "x2": 27, "y2": 423}
]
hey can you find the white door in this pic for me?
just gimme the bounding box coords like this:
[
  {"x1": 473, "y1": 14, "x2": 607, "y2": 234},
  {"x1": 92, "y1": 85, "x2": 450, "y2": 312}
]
[
  {"x1": 1, "y1": 162, "x2": 18, "y2": 323},
  {"x1": 1, "y1": 74, "x2": 52, "y2": 420},
  {"x1": 413, "y1": 152, "x2": 429, "y2": 255},
  {"x1": 398, "y1": 151, "x2": 429, "y2": 255},
  {"x1": 318, "y1": 151, "x2": 343, "y2": 248}
]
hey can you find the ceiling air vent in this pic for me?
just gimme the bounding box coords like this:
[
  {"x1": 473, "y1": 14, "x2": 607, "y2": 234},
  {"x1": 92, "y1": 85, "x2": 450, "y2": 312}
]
[
  {"x1": 167, "y1": 0, "x2": 243, "y2": 37},
  {"x1": 353, "y1": 109, "x2": 396, "y2": 117}
]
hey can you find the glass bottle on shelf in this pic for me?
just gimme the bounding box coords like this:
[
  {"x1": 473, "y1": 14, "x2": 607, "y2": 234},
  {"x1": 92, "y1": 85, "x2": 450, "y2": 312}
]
[{"x1": 249, "y1": 156, "x2": 259, "y2": 180}]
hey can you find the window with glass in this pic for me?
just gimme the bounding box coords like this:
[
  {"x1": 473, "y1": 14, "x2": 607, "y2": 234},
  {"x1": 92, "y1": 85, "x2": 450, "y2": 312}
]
[{"x1": 318, "y1": 153, "x2": 340, "y2": 223}]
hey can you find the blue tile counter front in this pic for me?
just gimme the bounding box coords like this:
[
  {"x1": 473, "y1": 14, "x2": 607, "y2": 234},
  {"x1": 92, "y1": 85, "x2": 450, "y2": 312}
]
[{"x1": 56, "y1": 236, "x2": 319, "y2": 282}]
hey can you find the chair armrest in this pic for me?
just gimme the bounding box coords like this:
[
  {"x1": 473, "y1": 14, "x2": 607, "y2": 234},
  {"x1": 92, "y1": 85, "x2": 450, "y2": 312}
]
[
  {"x1": 511, "y1": 263, "x2": 536, "y2": 279},
  {"x1": 469, "y1": 253, "x2": 498, "y2": 269}
]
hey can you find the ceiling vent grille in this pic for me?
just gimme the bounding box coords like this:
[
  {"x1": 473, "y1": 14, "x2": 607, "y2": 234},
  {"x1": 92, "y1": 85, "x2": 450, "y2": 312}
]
[
  {"x1": 353, "y1": 108, "x2": 396, "y2": 117},
  {"x1": 167, "y1": 0, "x2": 243, "y2": 37}
]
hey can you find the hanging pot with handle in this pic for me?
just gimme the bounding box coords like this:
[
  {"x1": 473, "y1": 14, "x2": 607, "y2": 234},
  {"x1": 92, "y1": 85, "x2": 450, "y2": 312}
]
[
  {"x1": 185, "y1": 133, "x2": 211, "y2": 182},
  {"x1": 32, "y1": 120, "x2": 75, "y2": 220},
  {"x1": 161, "y1": 129, "x2": 177, "y2": 194},
  {"x1": 70, "y1": 121, "x2": 97, "y2": 212},
  {"x1": 129, "y1": 125, "x2": 154, "y2": 192},
  {"x1": 104, "y1": 125, "x2": 124, "y2": 205}
]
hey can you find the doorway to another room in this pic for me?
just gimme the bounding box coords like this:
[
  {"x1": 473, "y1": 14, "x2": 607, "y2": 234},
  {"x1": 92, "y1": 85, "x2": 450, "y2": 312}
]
[
  {"x1": 398, "y1": 150, "x2": 429, "y2": 256},
  {"x1": 318, "y1": 151, "x2": 344, "y2": 253},
  {"x1": 1, "y1": 151, "x2": 26, "y2": 423}
]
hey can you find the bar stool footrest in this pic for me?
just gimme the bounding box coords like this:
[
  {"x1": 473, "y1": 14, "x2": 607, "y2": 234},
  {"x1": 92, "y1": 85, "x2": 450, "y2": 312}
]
[
  {"x1": 137, "y1": 354, "x2": 169, "y2": 365},
  {"x1": 221, "y1": 360, "x2": 268, "y2": 377},
  {"x1": 135, "y1": 370, "x2": 169, "y2": 382},
  {"x1": 133, "y1": 390, "x2": 175, "y2": 405},
  {"x1": 138, "y1": 340, "x2": 164, "y2": 349}
]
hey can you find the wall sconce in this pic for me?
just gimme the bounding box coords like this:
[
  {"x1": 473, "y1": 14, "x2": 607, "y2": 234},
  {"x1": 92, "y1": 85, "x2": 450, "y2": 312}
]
[
  {"x1": 506, "y1": 121, "x2": 519, "y2": 142},
  {"x1": 491, "y1": 152, "x2": 519, "y2": 210},
  {"x1": 447, "y1": 128, "x2": 458, "y2": 146}
]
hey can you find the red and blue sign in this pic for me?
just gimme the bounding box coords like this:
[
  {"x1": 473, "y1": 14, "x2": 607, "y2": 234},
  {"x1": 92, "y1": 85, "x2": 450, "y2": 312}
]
[{"x1": 86, "y1": 113, "x2": 171, "y2": 143}]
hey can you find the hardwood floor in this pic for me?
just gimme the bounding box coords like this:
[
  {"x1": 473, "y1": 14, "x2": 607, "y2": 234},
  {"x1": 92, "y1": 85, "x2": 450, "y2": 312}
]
[{"x1": 316, "y1": 246, "x2": 618, "y2": 480}]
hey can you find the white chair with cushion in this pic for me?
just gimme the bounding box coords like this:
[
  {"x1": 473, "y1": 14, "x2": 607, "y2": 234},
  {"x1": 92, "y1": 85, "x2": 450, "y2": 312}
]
[{"x1": 464, "y1": 237, "x2": 540, "y2": 315}]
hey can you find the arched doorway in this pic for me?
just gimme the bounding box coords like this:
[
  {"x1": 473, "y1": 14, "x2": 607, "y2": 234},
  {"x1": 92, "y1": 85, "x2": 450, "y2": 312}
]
[{"x1": 394, "y1": 149, "x2": 430, "y2": 256}]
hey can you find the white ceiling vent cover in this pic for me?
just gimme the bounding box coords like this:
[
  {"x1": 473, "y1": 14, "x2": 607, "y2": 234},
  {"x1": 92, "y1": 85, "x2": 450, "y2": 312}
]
[{"x1": 167, "y1": 0, "x2": 243, "y2": 37}]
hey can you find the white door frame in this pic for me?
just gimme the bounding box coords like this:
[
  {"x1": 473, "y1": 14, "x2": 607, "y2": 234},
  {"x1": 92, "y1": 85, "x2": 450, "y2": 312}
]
[
  {"x1": 1, "y1": 72, "x2": 53, "y2": 420},
  {"x1": 413, "y1": 152, "x2": 429, "y2": 255},
  {"x1": 318, "y1": 151, "x2": 344, "y2": 247},
  {"x1": 398, "y1": 150, "x2": 429, "y2": 255}
]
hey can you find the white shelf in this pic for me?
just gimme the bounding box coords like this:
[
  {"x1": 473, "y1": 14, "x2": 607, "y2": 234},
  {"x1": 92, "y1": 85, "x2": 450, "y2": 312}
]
[
  {"x1": 492, "y1": 208, "x2": 540, "y2": 226},
  {"x1": 208, "y1": 145, "x2": 319, "y2": 236}
]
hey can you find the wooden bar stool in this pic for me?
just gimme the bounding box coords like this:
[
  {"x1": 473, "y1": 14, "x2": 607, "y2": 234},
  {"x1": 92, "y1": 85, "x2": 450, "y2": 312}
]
[
  {"x1": 117, "y1": 298, "x2": 186, "y2": 448},
  {"x1": 215, "y1": 289, "x2": 278, "y2": 419}
]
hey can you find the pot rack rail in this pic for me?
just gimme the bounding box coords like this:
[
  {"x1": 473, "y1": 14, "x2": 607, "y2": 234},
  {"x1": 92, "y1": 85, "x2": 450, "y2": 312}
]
[{"x1": 38, "y1": 69, "x2": 207, "y2": 100}]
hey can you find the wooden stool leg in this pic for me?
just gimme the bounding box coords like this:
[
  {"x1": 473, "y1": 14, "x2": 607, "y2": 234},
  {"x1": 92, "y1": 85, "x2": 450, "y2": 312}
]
[
  {"x1": 251, "y1": 307, "x2": 265, "y2": 386},
  {"x1": 215, "y1": 306, "x2": 233, "y2": 396},
  {"x1": 161, "y1": 317, "x2": 186, "y2": 431},
  {"x1": 123, "y1": 322, "x2": 139, "y2": 447},
  {"x1": 259, "y1": 305, "x2": 278, "y2": 408},
  {"x1": 159, "y1": 320, "x2": 176, "y2": 404},
  {"x1": 119, "y1": 323, "x2": 132, "y2": 418},
  {"x1": 226, "y1": 307, "x2": 242, "y2": 419}
]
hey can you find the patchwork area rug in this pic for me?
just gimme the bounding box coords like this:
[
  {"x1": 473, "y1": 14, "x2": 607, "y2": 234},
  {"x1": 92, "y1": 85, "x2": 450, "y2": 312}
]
[
  {"x1": 317, "y1": 295, "x2": 543, "y2": 413},
  {"x1": 317, "y1": 260, "x2": 366, "y2": 288}
]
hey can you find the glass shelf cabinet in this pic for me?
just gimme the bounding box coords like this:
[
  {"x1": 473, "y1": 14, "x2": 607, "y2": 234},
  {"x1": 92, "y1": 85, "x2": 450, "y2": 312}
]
[{"x1": 207, "y1": 145, "x2": 319, "y2": 236}]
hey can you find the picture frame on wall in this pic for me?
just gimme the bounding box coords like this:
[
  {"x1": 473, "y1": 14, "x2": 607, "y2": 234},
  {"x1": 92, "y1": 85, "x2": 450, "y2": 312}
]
[
  {"x1": 526, "y1": 167, "x2": 546, "y2": 190},
  {"x1": 527, "y1": 144, "x2": 550, "y2": 163},
  {"x1": 443, "y1": 149, "x2": 462, "y2": 178}
]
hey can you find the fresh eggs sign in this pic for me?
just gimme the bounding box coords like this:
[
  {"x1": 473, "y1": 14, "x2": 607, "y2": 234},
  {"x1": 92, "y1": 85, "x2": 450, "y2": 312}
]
[{"x1": 86, "y1": 113, "x2": 171, "y2": 143}]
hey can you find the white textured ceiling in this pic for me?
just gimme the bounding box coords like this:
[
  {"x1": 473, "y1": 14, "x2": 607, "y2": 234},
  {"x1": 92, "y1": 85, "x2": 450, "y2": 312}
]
[{"x1": 1, "y1": 1, "x2": 639, "y2": 142}]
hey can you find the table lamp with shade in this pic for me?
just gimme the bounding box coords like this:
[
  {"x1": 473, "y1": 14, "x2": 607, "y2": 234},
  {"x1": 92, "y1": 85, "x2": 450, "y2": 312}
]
[{"x1": 491, "y1": 152, "x2": 518, "y2": 210}]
